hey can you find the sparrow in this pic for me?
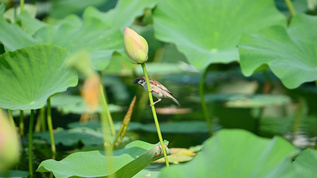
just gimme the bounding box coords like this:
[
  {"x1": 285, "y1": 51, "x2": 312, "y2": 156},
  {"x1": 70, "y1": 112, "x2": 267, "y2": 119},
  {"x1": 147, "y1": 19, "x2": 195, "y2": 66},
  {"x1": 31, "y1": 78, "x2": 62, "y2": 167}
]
[{"x1": 133, "y1": 77, "x2": 180, "y2": 106}]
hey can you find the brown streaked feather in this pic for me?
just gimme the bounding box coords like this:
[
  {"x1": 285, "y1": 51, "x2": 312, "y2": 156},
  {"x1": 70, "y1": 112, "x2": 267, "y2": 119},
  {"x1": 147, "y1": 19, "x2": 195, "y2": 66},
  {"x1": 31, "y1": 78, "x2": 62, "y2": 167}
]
[{"x1": 149, "y1": 78, "x2": 172, "y2": 95}]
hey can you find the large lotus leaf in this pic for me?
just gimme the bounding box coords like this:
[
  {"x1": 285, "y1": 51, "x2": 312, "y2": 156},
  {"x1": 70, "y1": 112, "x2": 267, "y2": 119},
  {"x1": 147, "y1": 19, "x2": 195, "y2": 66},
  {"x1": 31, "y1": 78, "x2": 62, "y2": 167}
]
[
  {"x1": 239, "y1": 14, "x2": 317, "y2": 89},
  {"x1": 83, "y1": 0, "x2": 157, "y2": 31},
  {"x1": 34, "y1": 16, "x2": 123, "y2": 70},
  {"x1": 153, "y1": 0, "x2": 286, "y2": 70},
  {"x1": 0, "y1": 4, "x2": 123, "y2": 70},
  {"x1": 49, "y1": 0, "x2": 115, "y2": 19},
  {"x1": 159, "y1": 129, "x2": 299, "y2": 178},
  {"x1": 293, "y1": 149, "x2": 317, "y2": 177},
  {"x1": 134, "y1": 168, "x2": 160, "y2": 178},
  {"x1": 0, "y1": 5, "x2": 36, "y2": 51},
  {"x1": 37, "y1": 140, "x2": 168, "y2": 178},
  {"x1": 16, "y1": 11, "x2": 47, "y2": 35},
  {"x1": 3, "y1": 4, "x2": 37, "y2": 23},
  {"x1": 0, "y1": 45, "x2": 78, "y2": 110}
]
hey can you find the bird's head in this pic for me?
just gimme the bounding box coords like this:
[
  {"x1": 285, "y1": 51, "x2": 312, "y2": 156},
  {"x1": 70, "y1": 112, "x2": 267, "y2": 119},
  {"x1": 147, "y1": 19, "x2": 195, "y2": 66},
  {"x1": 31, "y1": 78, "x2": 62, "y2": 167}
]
[{"x1": 133, "y1": 77, "x2": 146, "y2": 86}]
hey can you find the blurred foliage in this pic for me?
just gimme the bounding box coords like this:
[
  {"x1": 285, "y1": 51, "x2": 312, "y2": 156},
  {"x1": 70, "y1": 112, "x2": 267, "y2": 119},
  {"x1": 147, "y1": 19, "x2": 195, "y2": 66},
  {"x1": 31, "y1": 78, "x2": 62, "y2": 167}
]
[{"x1": 0, "y1": 0, "x2": 317, "y2": 177}]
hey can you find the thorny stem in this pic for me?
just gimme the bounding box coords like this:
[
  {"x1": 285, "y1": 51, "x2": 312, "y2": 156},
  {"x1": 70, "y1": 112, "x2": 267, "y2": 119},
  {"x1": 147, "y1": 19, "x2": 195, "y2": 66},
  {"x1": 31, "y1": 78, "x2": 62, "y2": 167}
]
[
  {"x1": 199, "y1": 68, "x2": 213, "y2": 136},
  {"x1": 141, "y1": 63, "x2": 169, "y2": 167}
]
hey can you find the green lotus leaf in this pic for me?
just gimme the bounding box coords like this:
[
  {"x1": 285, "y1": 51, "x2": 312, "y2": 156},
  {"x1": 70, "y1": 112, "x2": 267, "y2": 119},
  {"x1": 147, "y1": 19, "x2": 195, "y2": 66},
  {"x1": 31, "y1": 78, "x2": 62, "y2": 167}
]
[
  {"x1": 134, "y1": 168, "x2": 160, "y2": 178},
  {"x1": 239, "y1": 14, "x2": 317, "y2": 89},
  {"x1": 49, "y1": 0, "x2": 114, "y2": 19},
  {"x1": 4, "y1": 4, "x2": 37, "y2": 23},
  {"x1": 0, "y1": 5, "x2": 36, "y2": 51},
  {"x1": 293, "y1": 149, "x2": 317, "y2": 177},
  {"x1": 34, "y1": 16, "x2": 122, "y2": 70},
  {"x1": 0, "y1": 45, "x2": 78, "y2": 110},
  {"x1": 83, "y1": 0, "x2": 157, "y2": 31},
  {"x1": 159, "y1": 129, "x2": 299, "y2": 178},
  {"x1": 153, "y1": 0, "x2": 286, "y2": 70},
  {"x1": 0, "y1": 5, "x2": 123, "y2": 70},
  {"x1": 37, "y1": 140, "x2": 169, "y2": 178},
  {"x1": 16, "y1": 11, "x2": 49, "y2": 35}
]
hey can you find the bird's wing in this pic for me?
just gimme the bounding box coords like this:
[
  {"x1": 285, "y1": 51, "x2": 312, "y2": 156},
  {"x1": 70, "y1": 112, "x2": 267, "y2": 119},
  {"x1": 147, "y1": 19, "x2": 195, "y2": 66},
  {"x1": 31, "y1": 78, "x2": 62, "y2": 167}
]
[{"x1": 150, "y1": 79, "x2": 173, "y2": 95}]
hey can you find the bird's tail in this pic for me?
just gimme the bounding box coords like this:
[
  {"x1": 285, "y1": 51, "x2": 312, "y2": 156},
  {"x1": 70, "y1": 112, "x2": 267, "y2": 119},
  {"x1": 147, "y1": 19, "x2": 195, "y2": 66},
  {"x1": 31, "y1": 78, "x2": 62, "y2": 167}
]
[{"x1": 170, "y1": 96, "x2": 181, "y2": 106}]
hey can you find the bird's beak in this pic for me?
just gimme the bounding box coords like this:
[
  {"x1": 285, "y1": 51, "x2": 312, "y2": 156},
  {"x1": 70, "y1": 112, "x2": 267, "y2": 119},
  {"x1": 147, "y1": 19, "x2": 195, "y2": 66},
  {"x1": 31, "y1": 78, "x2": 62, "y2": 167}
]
[{"x1": 133, "y1": 79, "x2": 138, "y2": 84}]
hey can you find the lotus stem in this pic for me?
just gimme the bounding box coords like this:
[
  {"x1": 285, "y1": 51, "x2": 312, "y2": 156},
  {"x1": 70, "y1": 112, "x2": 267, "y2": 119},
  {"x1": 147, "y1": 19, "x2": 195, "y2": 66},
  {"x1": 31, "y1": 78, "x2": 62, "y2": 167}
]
[
  {"x1": 35, "y1": 106, "x2": 46, "y2": 132},
  {"x1": 292, "y1": 98, "x2": 304, "y2": 142},
  {"x1": 99, "y1": 83, "x2": 115, "y2": 178},
  {"x1": 28, "y1": 109, "x2": 35, "y2": 176},
  {"x1": 47, "y1": 98, "x2": 56, "y2": 158},
  {"x1": 199, "y1": 68, "x2": 213, "y2": 136},
  {"x1": 7, "y1": 109, "x2": 15, "y2": 127},
  {"x1": 20, "y1": 0, "x2": 24, "y2": 11},
  {"x1": 19, "y1": 110, "x2": 24, "y2": 136},
  {"x1": 141, "y1": 63, "x2": 169, "y2": 167},
  {"x1": 40, "y1": 106, "x2": 47, "y2": 131},
  {"x1": 284, "y1": 0, "x2": 296, "y2": 17},
  {"x1": 99, "y1": 71, "x2": 116, "y2": 136}
]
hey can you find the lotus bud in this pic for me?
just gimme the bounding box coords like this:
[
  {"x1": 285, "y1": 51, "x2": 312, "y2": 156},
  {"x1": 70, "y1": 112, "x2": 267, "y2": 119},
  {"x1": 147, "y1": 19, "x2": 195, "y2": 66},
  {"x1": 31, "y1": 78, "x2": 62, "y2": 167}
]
[
  {"x1": 0, "y1": 109, "x2": 20, "y2": 170},
  {"x1": 124, "y1": 27, "x2": 148, "y2": 64}
]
